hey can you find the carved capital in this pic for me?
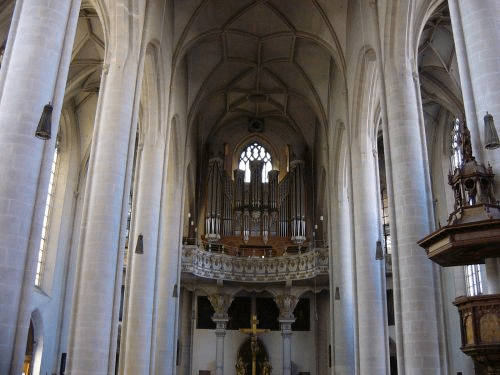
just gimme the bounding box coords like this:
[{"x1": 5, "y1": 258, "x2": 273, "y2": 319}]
[
  {"x1": 275, "y1": 294, "x2": 299, "y2": 320},
  {"x1": 208, "y1": 293, "x2": 233, "y2": 319}
]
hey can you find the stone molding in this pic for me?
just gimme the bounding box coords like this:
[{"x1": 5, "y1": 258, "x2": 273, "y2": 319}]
[{"x1": 181, "y1": 245, "x2": 328, "y2": 282}]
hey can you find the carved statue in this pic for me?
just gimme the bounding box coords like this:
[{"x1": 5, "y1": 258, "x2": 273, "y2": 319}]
[
  {"x1": 236, "y1": 357, "x2": 246, "y2": 375},
  {"x1": 261, "y1": 359, "x2": 271, "y2": 375}
]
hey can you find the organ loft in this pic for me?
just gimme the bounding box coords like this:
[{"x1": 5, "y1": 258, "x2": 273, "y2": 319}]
[{"x1": 203, "y1": 140, "x2": 311, "y2": 256}]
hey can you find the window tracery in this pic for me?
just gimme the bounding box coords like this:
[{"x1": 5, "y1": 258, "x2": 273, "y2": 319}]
[{"x1": 239, "y1": 142, "x2": 272, "y2": 183}]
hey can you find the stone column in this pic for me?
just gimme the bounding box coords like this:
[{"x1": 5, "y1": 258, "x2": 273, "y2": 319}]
[
  {"x1": 153, "y1": 151, "x2": 185, "y2": 374},
  {"x1": 0, "y1": 0, "x2": 81, "y2": 373},
  {"x1": 451, "y1": 1, "x2": 500, "y2": 148},
  {"x1": 447, "y1": 0, "x2": 484, "y2": 162},
  {"x1": 275, "y1": 294, "x2": 299, "y2": 375},
  {"x1": 350, "y1": 138, "x2": 387, "y2": 375},
  {"x1": 178, "y1": 288, "x2": 194, "y2": 375},
  {"x1": 208, "y1": 293, "x2": 233, "y2": 375},
  {"x1": 119, "y1": 136, "x2": 165, "y2": 374},
  {"x1": 67, "y1": 4, "x2": 144, "y2": 374},
  {"x1": 384, "y1": 17, "x2": 441, "y2": 373},
  {"x1": 450, "y1": 0, "x2": 500, "y2": 303}
]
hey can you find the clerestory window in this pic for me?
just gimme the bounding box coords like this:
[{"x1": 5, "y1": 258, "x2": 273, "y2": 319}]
[
  {"x1": 239, "y1": 142, "x2": 272, "y2": 183},
  {"x1": 35, "y1": 143, "x2": 60, "y2": 287}
]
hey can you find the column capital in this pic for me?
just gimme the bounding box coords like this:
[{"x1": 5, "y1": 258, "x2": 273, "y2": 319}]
[
  {"x1": 208, "y1": 293, "x2": 233, "y2": 320},
  {"x1": 274, "y1": 294, "x2": 299, "y2": 320}
]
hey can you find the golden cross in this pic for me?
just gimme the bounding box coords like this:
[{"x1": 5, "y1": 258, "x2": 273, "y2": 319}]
[
  {"x1": 240, "y1": 315, "x2": 269, "y2": 336},
  {"x1": 240, "y1": 315, "x2": 270, "y2": 375}
]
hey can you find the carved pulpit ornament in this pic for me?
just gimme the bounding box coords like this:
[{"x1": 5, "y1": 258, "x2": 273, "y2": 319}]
[
  {"x1": 418, "y1": 117, "x2": 500, "y2": 374},
  {"x1": 418, "y1": 118, "x2": 500, "y2": 266},
  {"x1": 239, "y1": 315, "x2": 270, "y2": 375}
]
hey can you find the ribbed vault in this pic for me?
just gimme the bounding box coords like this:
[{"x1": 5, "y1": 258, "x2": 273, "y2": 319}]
[{"x1": 173, "y1": 0, "x2": 348, "y2": 151}]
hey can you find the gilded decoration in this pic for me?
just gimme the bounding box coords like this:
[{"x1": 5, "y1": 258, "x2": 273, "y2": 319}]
[
  {"x1": 479, "y1": 312, "x2": 500, "y2": 343},
  {"x1": 464, "y1": 312, "x2": 474, "y2": 345}
]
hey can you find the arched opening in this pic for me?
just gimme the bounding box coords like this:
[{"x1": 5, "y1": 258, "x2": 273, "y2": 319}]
[{"x1": 22, "y1": 320, "x2": 34, "y2": 375}]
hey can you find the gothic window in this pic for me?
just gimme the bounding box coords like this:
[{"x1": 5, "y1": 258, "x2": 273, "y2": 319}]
[
  {"x1": 35, "y1": 143, "x2": 60, "y2": 287},
  {"x1": 381, "y1": 189, "x2": 391, "y2": 254},
  {"x1": 451, "y1": 117, "x2": 463, "y2": 170},
  {"x1": 465, "y1": 264, "x2": 482, "y2": 296},
  {"x1": 239, "y1": 142, "x2": 272, "y2": 183}
]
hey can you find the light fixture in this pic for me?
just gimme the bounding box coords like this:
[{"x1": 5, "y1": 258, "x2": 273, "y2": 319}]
[
  {"x1": 135, "y1": 234, "x2": 144, "y2": 254},
  {"x1": 35, "y1": 103, "x2": 53, "y2": 140},
  {"x1": 334, "y1": 287, "x2": 340, "y2": 300},
  {"x1": 375, "y1": 240, "x2": 384, "y2": 260},
  {"x1": 484, "y1": 112, "x2": 500, "y2": 149}
]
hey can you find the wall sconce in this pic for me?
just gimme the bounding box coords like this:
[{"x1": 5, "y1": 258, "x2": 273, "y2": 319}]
[
  {"x1": 334, "y1": 287, "x2": 340, "y2": 300},
  {"x1": 135, "y1": 234, "x2": 144, "y2": 254},
  {"x1": 484, "y1": 112, "x2": 500, "y2": 149},
  {"x1": 375, "y1": 240, "x2": 384, "y2": 260},
  {"x1": 35, "y1": 103, "x2": 53, "y2": 140}
]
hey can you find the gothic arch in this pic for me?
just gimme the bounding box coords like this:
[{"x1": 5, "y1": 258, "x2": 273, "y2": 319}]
[{"x1": 29, "y1": 309, "x2": 43, "y2": 375}]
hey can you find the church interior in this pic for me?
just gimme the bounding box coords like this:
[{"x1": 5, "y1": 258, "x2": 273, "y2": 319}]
[{"x1": 1, "y1": 0, "x2": 500, "y2": 374}]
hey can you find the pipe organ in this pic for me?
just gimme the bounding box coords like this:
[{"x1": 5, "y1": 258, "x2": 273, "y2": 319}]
[{"x1": 204, "y1": 157, "x2": 308, "y2": 247}]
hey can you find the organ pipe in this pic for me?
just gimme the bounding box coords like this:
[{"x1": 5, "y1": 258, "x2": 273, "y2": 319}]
[
  {"x1": 206, "y1": 158, "x2": 223, "y2": 242},
  {"x1": 203, "y1": 156, "x2": 307, "y2": 245}
]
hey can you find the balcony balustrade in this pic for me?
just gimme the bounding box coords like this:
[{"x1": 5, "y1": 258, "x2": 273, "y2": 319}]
[{"x1": 181, "y1": 244, "x2": 329, "y2": 282}]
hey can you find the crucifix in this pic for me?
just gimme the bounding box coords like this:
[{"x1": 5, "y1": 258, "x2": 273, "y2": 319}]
[{"x1": 240, "y1": 315, "x2": 270, "y2": 375}]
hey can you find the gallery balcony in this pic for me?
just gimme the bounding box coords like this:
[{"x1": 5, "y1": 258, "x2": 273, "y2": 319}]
[{"x1": 180, "y1": 242, "x2": 329, "y2": 283}]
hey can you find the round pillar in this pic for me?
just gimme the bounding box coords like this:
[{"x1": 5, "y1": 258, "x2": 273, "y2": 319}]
[
  {"x1": 351, "y1": 134, "x2": 387, "y2": 375},
  {"x1": 120, "y1": 138, "x2": 165, "y2": 374},
  {"x1": 67, "y1": 15, "x2": 143, "y2": 373},
  {"x1": 384, "y1": 60, "x2": 441, "y2": 373},
  {"x1": 209, "y1": 293, "x2": 233, "y2": 375},
  {"x1": 0, "y1": 0, "x2": 81, "y2": 373},
  {"x1": 275, "y1": 294, "x2": 299, "y2": 375}
]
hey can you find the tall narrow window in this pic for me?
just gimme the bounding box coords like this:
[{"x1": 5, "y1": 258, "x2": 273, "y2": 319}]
[
  {"x1": 35, "y1": 144, "x2": 59, "y2": 287},
  {"x1": 239, "y1": 142, "x2": 272, "y2": 183},
  {"x1": 465, "y1": 264, "x2": 482, "y2": 296},
  {"x1": 381, "y1": 189, "x2": 391, "y2": 254},
  {"x1": 451, "y1": 118, "x2": 463, "y2": 170}
]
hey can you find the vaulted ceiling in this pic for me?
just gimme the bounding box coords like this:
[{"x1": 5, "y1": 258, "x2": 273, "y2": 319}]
[
  {"x1": 418, "y1": 3, "x2": 462, "y2": 121},
  {"x1": 173, "y1": 0, "x2": 348, "y2": 150}
]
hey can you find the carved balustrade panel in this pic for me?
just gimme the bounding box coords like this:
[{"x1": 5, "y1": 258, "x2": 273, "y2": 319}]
[{"x1": 181, "y1": 245, "x2": 329, "y2": 282}]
